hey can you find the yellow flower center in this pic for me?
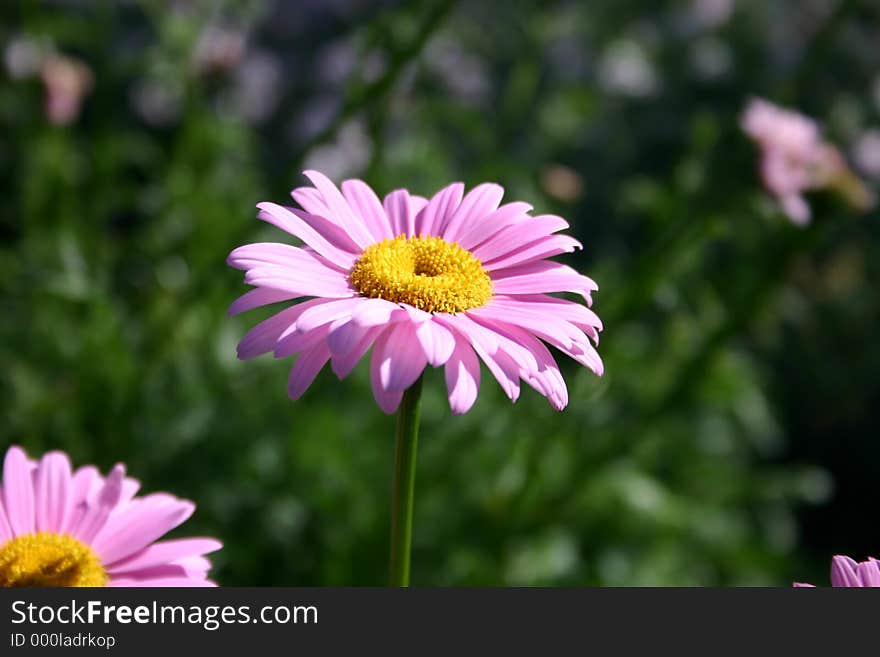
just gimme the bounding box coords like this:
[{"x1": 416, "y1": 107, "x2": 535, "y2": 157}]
[
  {"x1": 349, "y1": 235, "x2": 493, "y2": 314},
  {"x1": 0, "y1": 532, "x2": 108, "y2": 587}
]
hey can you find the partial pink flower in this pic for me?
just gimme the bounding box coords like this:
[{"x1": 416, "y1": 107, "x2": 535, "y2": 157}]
[
  {"x1": 0, "y1": 445, "x2": 221, "y2": 587},
  {"x1": 228, "y1": 171, "x2": 603, "y2": 415},
  {"x1": 741, "y1": 97, "x2": 846, "y2": 225},
  {"x1": 794, "y1": 555, "x2": 880, "y2": 587}
]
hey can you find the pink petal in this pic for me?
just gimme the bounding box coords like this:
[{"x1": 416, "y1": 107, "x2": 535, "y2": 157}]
[
  {"x1": 490, "y1": 260, "x2": 598, "y2": 303},
  {"x1": 349, "y1": 297, "x2": 404, "y2": 328},
  {"x1": 326, "y1": 317, "x2": 368, "y2": 355},
  {"x1": 471, "y1": 315, "x2": 569, "y2": 410},
  {"x1": 831, "y1": 555, "x2": 861, "y2": 587},
  {"x1": 3, "y1": 445, "x2": 35, "y2": 536},
  {"x1": 109, "y1": 577, "x2": 216, "y2": 587},
  {"x1": 470, "y1": 304, "x2": 583, "y2": 351},
  {"x1": 414, "y1": 182, "x2": 464, "y2": 237},
  {"x1": 342, "y1": 179, "x2": 393, "y2": 241},
  {"x1": 119, "y1": 477, "x2": 142, "y2": 506},
  {"x1": 174, "y1": 555, "x2": 213, "y2": 576},
  {"x1": 70, "y1": 465, "x2": 101, "y2": 506},
  {"x1": 71, "y1": 464, "x2": 125, "y2": 543},
  {"x1": 287, "y1": 342, "x2": 332, "y2": 400},
  {"x1": 375, "y1": 321, "x2": 428, "y2": 391},
  {"x1": 471, "y1": 214, "x2": 570, "y2": 262},
  {"x1": 291, "y1": 297, "x2": 361, "y2": 335},
  {"x1": 118, "y1": 555, "x2": 212, "y2": 579},
  {"x1": 398, "y1": 303, "x2": 432, "y2": 324},
  {"x1": 415, "y1": 319, "x2": 456, "y2": 367},
  {"x1": 227, "y1": 287, "x2": 299, "y2": 317},
  {"x1": 476, "y1": 304, "x2": 604, "y2": 376},
  {"x1": 290, "y1": 185, "x2": 330, "y2": 215},
  {"x1": 236, "y1": 302, "x2": 320, "y2": 360},
  {"x1": 228, "y1": 242, "x2": 347, "y2": 274},
  {"x1": 289, "y1": 186, "x2": 364, "y2": 253},
  {"x1": 384, "y1": 189, "x2": 429, "y2": 237},
  {"x1": 302, "y1": 170, "x2": 375, "y2": 248},
  {"x1": 492, "y1": 294, "x2": 603, "y2": 340},
  {"x1": 257, "y1": 202, "x2": 358, "y2": 269},
  {"x1": 331, "y1": 326, "x2": 382, "y2": 379},
  {"x1": 437, "y1": 313, "x2": 520, "y2": 402},
  {"x1": 34, "y1": 451, "x2": 72, "y2": 533},
  {"x1": 440, "y1": 182, "x2": 504, "y2": 243},
  {"x1": 444, "y1": 337, "x2": 481, "y2": 414},
  {"x1": 0, "y1": 496, "x2": 13, "y2": 542},
  {"x1": 93, "y1": 494, "x2": 195, "y2": 565},
  {"x1": 482, "y1": 235, "x2": 582, "y2": 271},
  {"x1": 369, "y1": 329, "x2": 404, "y2": 414},
  {"x1": 107, "y1": 538, "x2": 222, "y2": 575},
  {"x1": 856, "y1": 560, "x2": 880, "y2": 587},
  {"x1": 456, "y1": 201, "x2": 533, "y2": 251},
  {"x1": 63, "y1": 465, "x2": 101, "y2": 534},
  {"x1": 243, "y1": 262, "x2": 354, "y2": 299},
  {"x1": 274, "y1": 324, "x2": 329, "y2": 359},
  {"x1": 111, "y1": 563, "x2": 191, "y2": 580}
]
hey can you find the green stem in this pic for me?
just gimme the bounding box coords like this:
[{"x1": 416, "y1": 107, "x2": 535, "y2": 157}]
[{"x1": 389, "y1": 375, "x2": 424, "y2": 587}]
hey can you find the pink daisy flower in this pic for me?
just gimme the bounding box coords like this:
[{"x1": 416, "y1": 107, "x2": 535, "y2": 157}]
[
  {"x1": 228, "y1": 170, "x2": 603, "y2": 414},
  {"x1": 0, "y1": 445, "x2": 221, "y2": 587},
  {"x1": 741, "y1": 97, "x2": 846, "y2": 225},
  {"x1": 794, "y1": 555, "x2": 880, "y2": 588}
]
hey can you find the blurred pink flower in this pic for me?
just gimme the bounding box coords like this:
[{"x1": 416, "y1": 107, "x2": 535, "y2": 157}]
[
  {"x1": 0, "y1": 445, "x2": 221, "y2": 587},
  {"x1": 40, "y1": 53, "x2": 94, "y2": 125},
  {"x1": 228, "y1": 171, "x2": 604, "y2": 415},
  {"x1": 192, "y1": 25, "x2": 246, "y2": 76},
  {"x1": 741, "y1": 97, "x2": 846, "y2": 225},
  {"x1": 794, "y1": 555, "x2": 880, "y2": 587}
]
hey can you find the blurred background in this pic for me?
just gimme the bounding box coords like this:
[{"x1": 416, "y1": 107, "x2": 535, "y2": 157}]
[{"x1": 2, "y1": 0, "x2": 879, "y2": 586}]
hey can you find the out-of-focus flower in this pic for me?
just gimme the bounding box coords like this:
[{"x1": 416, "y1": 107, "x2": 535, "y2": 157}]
[
  {"x1": 794, "y1": 555, "x2": 880, "y2": 587},
  {"x1": 425, "y1": 37, "x2": 490, "y2": 105},
  {"x1": 0, "y1": 446, "x2": 221, "y2": 587},
  {"x1": 302, "y1": 120, "x2": 372, "y2": 181},
  {"x1": 291, "y1": 96, "x2": 341, "y2": 144},
  {"x1": 852, "y1": 129, "x2": 880, "y2": 181},
  {"x1": 691, "y1": 37, "x2": 733, "y2": 80},
  {"x1": 541, "y1": 164, "x2": 584, "y2": 202},
  {"x1": 225, "y1": 51, "x2": 282, "y2": 123},
  {"x1": 741, "y1": 97, "x2": 873, "y2": 225},
  {"x1": 228, "y1": 171, "x2": 603, "y2": 415},
  {"x1": 316, "y1": 38, "x2": 358, "y2": 87},
  {"x1": 597, "y1": 39, "x2": 658, "y2": 98},
  {"x1": 691, "y1": 0, "x2": 736, "y2": 29},
  {"x1": 130, "y1": 78, "x2": 184, "y2": 127},
  {"x1": 4, "y1": 36, "x2": 45, "y2": 79},
  {"x1": 192, "y1": 25, "x2": 246, "y2": 77},
  {"x1": 40, "y1": 53, "x2": 94, "y2": 125}
]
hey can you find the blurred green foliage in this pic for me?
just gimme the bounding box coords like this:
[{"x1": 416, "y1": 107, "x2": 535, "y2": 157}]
[{"x1": 1, "y1": 0, "x2": 879, "y2": 586}]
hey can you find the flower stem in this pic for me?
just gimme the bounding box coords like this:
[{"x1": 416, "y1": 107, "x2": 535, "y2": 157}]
[{"x1": 389, "y1": 374, "x2": 424, "y2": 587}]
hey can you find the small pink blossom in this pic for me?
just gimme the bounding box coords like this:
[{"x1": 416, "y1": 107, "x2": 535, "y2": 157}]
[{"x1": 741, "y1": 97, "x2": 846, "y2": 225}]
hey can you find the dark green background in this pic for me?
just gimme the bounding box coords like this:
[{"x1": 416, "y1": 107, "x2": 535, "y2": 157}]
[{"x1": 2, "y1": 0, "x2": 878, "y2": 586}]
